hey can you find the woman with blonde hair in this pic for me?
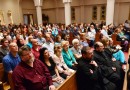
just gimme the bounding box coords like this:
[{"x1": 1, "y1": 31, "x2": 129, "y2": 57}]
[
  {"x1": 53, "y1": 43, "x2": 74, "y2": 79},
  {"x1": 61, "y1": 41, "x2": 78, "y2": 70}
]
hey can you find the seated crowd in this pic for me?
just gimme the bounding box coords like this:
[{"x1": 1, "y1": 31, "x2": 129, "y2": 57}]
[{"x1": 0, "y1": 21, "x2": 129, "y2": 90}]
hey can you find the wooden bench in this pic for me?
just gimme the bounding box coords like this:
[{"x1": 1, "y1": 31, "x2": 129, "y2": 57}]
[
  {"x1": 123, "y1": 48, "x2": 130, "y2": 90},
  {"x1": 111, "y1": 33, "x2": 121, "y2": 45},
  {"x1": 0, "y1": 63, "x2": 10, "y2": 90},
  {"x1": 95, "y1": 32, "x2": 102, "y2": 42},
  {"x1": 56, "y1": 72, "x2": 77, "y2": 90}
]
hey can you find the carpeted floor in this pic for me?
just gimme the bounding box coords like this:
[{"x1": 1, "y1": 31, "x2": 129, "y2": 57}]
[{"x1": 124, "y1": 52, "x2": 129, "y2": 62}]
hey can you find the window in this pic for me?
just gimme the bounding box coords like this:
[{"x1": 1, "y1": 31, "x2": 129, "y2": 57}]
[
  {"x1": 100, "y1": 6, "x2": 106, "y2": 20},
  {"x1": 92, "y1": 6, "x2": 97, "y2": 20}
]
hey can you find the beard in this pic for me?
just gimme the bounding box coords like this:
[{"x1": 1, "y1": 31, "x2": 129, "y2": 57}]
[{"x1": 25, "y1": 56, "x2": 35, "y2": 64}]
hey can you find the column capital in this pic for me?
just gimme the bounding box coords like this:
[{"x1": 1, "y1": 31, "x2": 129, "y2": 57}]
[
  {"x1": 63, "y1": 0, "x2": 72, "y2": 3},
  {"x1": 34, "y1": 0, "x2": 43, "y2": 7}
]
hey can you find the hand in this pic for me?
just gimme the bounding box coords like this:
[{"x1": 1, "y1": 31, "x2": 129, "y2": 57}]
[
  {"x1": 72, "y1": 63, "x2": 78, "y2": 67},
  {"x1": 75, "y1": 62, "x2": 78, "y2": 65},
  {"x1": 89, "y1": 69, "x2": 93, "y2": 74},
  {"x1": 112, "y1": 58, "x2": 116, "y2": 62},
  {"x1": 57, "y1": 76, "x2": 62, "y2": 81},
  {"x1": 112, "y1": 67, "x2": 116, "y2": 71},
  {"x1": 90, "y1": 61, "x2": 98, "y2": 67},
  {"x1": 56, "y1": 76, "x2": 63, "y2": 84},
  {"x1": 122, "y1": 65, "x2": 126, "y2": 71},
  {"x1": 64, "y1": 70, "x2": 71, "y2": 76},
  {"x1": 49, "y1": 85, "x2": 55, "y2": 90}
]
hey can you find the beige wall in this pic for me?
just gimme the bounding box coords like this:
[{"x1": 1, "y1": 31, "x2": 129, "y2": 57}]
[
  {"x1": 42, "y1": 9, "x2": 56, "y2": 23},
  {"x1": 84, "y1": 0, "x2": 106, "y2": 5},
  {"x1": 57, "y1": 8, "x2": 65, "y2": 24},
  {"x1": 42, "y1": 0, "x2": 55, "y2": 9},
  {"x1": 0, "y1": 0, "x2": 22, "y2": 25},
  {"x1": 114, "y1": 2, "x2": 130, "y2": 25},
  {"x1": 0, "y1": 0, "x2": 130, "y2": 25}
]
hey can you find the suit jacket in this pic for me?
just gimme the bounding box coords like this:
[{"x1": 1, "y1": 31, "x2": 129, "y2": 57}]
[
  {"x1": 93, "y1": 50, "x2": 114, "y2": 77},
  {"x1": 77, "y1": 58, "x2": 102, "y2": 90}
]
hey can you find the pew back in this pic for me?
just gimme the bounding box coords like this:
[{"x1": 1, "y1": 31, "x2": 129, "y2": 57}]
[{"x1": 56, "y1": 72, "x2": 77, "y2": 90}]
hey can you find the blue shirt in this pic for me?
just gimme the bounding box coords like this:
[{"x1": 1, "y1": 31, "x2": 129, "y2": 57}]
[{"x1": 3, "y1": 52, "x2": 21, "y2": 72}]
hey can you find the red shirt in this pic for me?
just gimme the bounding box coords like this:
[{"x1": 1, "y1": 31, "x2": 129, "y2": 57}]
[
  {"x1": 31, "y1": 47, "x2": 40, "y2": 59},
  {"x1": 12, "y1": 59, "x2": 53, "y2": 90}
]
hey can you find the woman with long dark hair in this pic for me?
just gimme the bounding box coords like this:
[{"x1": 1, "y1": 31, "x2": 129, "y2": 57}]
[{"x1": 39, "y1": 47, "x2": 64, "y2": 87}]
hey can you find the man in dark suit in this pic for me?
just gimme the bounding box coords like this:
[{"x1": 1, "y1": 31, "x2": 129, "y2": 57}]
[
  {"x1": 93, "y1": 42, "x2": 123, "y2": 90},
  {"x1": 76, "y1": 46, "x2": 115, "y2": 90},
  {"x1": 76, "y1": 46, "x2": 101, "y2": 90}
]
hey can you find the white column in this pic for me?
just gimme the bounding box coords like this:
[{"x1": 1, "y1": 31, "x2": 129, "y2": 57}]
[
  {"x1": 63, "y1": 0, "x2": 72, "y2": 26},
  {"x1": 34, "y1": 0, "x2": 43, "y2": 25},
  {"x1": 106, "y1": 0, "x2": 115, "y2": 25}
]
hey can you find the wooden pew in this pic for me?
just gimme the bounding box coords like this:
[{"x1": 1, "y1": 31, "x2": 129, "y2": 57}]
[
  {"x1": 8, "y1": 73, "x2": 14, "y2": 90},
  {"x1": 123, "y1": 48, "x2": 130, "y2": 90},
  {"x1": 56, "y1": 72, "x2": 77, "y2": 90},
  {"x1": 69, "y1": 32, "x2": 74, "y2": 46},
  {"x1": 95, "y1": 32, "x2": 102, "y2": 42},
  {"x1": 111, "y1": 33, "x2": 121, "y2": 45},
  {"x1": 0, "y1": 63, "x2": 10, "y2": 90},
  {"x1": 0, "y1": 63, "x2": 4, "y2": 82}
]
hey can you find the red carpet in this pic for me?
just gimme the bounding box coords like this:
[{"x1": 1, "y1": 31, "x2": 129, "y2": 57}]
[{"x1": 124, "y1": 52, "x2": 129, "y2": 62}]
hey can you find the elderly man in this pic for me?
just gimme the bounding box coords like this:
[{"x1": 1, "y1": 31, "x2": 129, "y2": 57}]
[
  {"x1": 77, "y1": 46, "x2": 116, "y2": 90},
  {"x1": 3, "y1": 42, "x2": 21, "y2": 73},
  {"x1": 93, "y1": 42, "x2": 124, "y2": 90},
  {"x1": 37, "y1": 32, "x2": 46, "y2": 46},
  {"x1": 42, "y1": 33, "x2": 54, "y2": 56},
  {"x1": 12, "y1": 45, "x2": 55, "y2": 90},
  {"x1": 31, "y1": 39, "x2": 41, "y2": 59},
  {"x1": 70, "y1": 39, "x2": 82, "y2": 59}
]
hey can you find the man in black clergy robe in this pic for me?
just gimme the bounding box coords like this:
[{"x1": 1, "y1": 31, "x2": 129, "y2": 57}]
[
  {"x1": 76, "y1": 46, "x2": 116, "y2": 90},
  {"x1": 93, "y1": 42, "x2": 123, "y2": 90}
]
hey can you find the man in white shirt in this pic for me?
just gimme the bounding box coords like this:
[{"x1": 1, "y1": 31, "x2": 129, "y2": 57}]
[{"x1": 42, "y1": 33, "x2": 54, "y2": 57}]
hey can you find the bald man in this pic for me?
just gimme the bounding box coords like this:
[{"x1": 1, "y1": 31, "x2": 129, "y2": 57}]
[
  {"x1": 3, "y1": 42, "x2": 21, "y2": 73},
  {"x1": 31, "y1": 39, "x2": 41, "y2": 59}
]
